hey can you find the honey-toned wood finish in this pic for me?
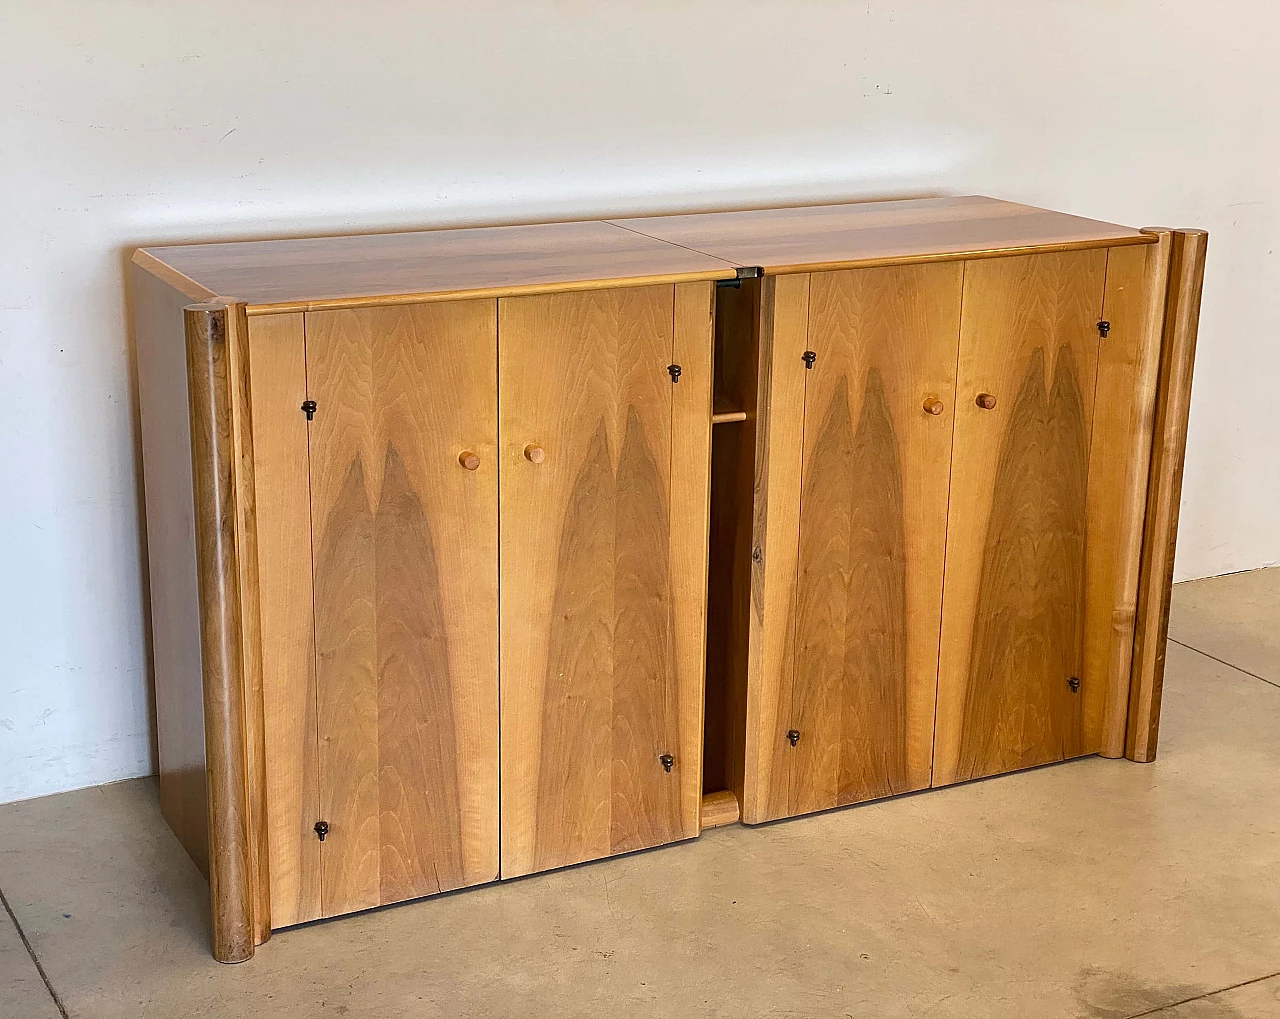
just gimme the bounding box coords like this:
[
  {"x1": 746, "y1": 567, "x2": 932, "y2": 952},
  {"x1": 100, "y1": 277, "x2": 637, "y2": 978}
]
[
  {"x1": 700, "y1": 790, "x2": 741, "y2": 830},
  {"x1": 1084, "y1": 237, "x2": 1174, "y2": 758},
  {"x1": 133, "y1": 197, "x2": 1153, "y2": 319},
  {"x1": 498, "y1": 284, "x2": 709, "y2": 878},
  {"x1": 136, "y1": 221, "x2": 736, "y2": 313},
  {"x1": 742, "y1": 274, "x2": 811, "y2": 824},
  {"x1": 225, "y1": 303, "x2": 272, "y2": 948},
  {"x1": 305, "y1": 301, "x2": 501, "y2": 917},
  {"x1": 615, "y1": 196, "x2": 1154, "y2": 276},
  {"x1": 246, "y1": 313, "x2": 321, "y2": 928},
  {"x1": 670, "y1": 282, "x2": 717, "y2": 833},
  {"x1": 129, "y1": 196, "x2": 1204, "y2": 964},
  {"x1": 184, "y1": 302, "x2": 260, "y2": 963},
  {"x1": 131, "y1": 266, "x2": 210, "y2": 879},
  {"x1": 1128, "y1": 230, "x2": 1209, "y2": 762},
  {"x1": 761, "y1": 264, "x2": 961, "y2": 821},
  {"x1": 933, "y1": 251, "x2": 1108, "y2": 785}
]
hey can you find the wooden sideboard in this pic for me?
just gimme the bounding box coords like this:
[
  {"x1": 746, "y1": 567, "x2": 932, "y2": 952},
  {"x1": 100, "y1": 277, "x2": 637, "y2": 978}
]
[{"x1": 130, "y1": 196, "x2": 1206, "y2": 962}]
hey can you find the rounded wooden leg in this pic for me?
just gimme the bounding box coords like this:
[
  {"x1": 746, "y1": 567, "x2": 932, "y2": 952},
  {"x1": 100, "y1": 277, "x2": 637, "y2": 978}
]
[{"x1": 186, "y1": 303, "x2": 259, "y2": 963}]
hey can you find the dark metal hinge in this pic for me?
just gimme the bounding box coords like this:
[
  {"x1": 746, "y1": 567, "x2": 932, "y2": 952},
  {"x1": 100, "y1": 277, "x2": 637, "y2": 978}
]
[
  {"x1": 314, "y1": 820, "x2": 329, "y2": 841},
  {"x1": 667, "y1": 364, "x2": 682, "y2": 384},
  {"x1": 802, "y1": 351, "x2": 817, "y2": 369},
  {"x1": 735, "y1": 266, "x2": 763, "y2": 280},
  {"x1": 1097, "y1": 321, "x2": 1111, "y2": 338},
  {"x1": 301, "y1": 400, "x2": 317, "y2": 420}
]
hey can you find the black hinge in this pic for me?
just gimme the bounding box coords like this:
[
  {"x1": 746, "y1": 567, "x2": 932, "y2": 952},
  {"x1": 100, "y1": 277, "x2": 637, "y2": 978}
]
[
  {"x1": 313, "y1": 820, "x2": 329, "y2": 841},
  {"x1": 301, "y1": 400, "x2": 317, "y2": 420},
  {"x1": 1097, "y1": 321, "x2": 1111, "y2": 338},
  {"x1": 667, "y1": 364, "x2": 682, "y2": 384},
  {"x1": 802, "y1": 351, "x2": 817, "y2": 369}
]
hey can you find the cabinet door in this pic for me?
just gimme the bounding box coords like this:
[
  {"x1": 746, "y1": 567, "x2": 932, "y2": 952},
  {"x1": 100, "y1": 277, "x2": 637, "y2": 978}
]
[
  {"x1": 305, "y1": 301, "x2": 500, "y2": 917},
  {"x1": 933, "y1": 250, "x2": 1107, "y2": 785},
  {"x1": 498, "y1": 283, "x2": 712, "y2": 878},
  {"x1": 748, "y1": 264, "x2": 962, "y2": 823}
]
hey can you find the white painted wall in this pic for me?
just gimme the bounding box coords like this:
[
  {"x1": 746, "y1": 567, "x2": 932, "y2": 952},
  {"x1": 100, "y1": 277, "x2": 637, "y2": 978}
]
[{"x1": 2, "y1": 1, "x2": 1276, "y2": 803}]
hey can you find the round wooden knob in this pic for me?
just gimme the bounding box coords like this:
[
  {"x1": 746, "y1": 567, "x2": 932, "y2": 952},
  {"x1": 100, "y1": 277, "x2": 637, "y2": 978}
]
[
  {"x1": 923, "y1": 398, "x2": 944, "y2": 416},
  {"x1": 524, "y1": 443, "x2": 545, "y2": 464},
  {"x1": 458, "y1": 450, "x2": 480, "y2": 471},
  {"x1": 975, "y1": 393, "x2": 998, "y2": 411}
]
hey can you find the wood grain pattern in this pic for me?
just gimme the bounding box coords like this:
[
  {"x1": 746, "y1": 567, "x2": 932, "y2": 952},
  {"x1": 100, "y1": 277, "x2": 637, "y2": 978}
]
[
  {"x1": 184, "y1": 302, "x2": 257, "y2": 963},
  {"x1": 305, "y1": 301, "x2": 500, "y2": 918},
  {"x1": 614, "y1": 196, "x2": 1153, "y2": 276},
  {"x1": 131, "y1": 265, "x2": 209, "y2": 880},
  {"x1": 703, "y1": 279, "x2": 761, "y2": 802},
  {"x1": 246, "y1": 312, "x2": 321, "y2": 928},
  {"x1": 933, "y1": 251, "x2": 1108, "y2": 786},
  {"x1": 1128, "y1": 230, "x2": 1209, "y2": 762},
  {"x1": 741, "y1": 274, "x2": 811, "y2": 824},
  {"x1": 766, "y1": 264, "x2": 961, "y2": 820},
  {"x1": 225, "y1": 304, "x2": 271, "y2": 947},
  {"x1": 132, "y1": 197, "x2": 1150, "y2": 317},
  {"x1": 498, "y1": 285, "x2": 705, "y2": 878},
  {"x1": 1084, "y1": 237, "x2": 1173, "y2": 758},
  {"x1": 700, "y1": 790, "x2": 741, "y2": 830},
  {"x1": 135, "y1": 222, "x2": 735, "y2": 313},
  {"x1": 670, "y1": 282, "x2": 716, "y2": 837}
]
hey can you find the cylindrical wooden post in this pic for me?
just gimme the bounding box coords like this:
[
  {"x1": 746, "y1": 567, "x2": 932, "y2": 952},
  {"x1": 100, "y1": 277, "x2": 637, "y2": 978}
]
[
  {"x1": 185, "y1": 302, "x2": 257, "y2": 963},
  {"x1": 1126, "y1": 229, "x2": 1209, "y2": 762}
]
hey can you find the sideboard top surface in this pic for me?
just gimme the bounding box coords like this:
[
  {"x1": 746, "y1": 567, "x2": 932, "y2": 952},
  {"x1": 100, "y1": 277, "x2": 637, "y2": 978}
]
[
  {"x1": 134, "y1": 195, "x2": 1153, "y2": 314},
  {"x1": 610, "y1": 196, "x2": 1153, "y2": 275}
]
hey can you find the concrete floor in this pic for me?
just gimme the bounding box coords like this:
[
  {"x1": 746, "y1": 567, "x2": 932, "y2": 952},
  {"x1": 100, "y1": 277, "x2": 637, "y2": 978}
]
[{"x1": 2, "y1": 570, "x2": 1278, "y2": 1019}]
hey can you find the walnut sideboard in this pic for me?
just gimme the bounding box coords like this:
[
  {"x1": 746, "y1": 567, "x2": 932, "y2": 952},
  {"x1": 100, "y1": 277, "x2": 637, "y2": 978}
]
[{"x1": 130, "y1": 196, "x2": 1207, "y2": 962}]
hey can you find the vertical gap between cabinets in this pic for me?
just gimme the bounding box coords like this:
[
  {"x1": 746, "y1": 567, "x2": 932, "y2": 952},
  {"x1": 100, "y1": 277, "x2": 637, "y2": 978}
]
[
  {"x1": 301, "y1": 311, "x2": 325, "y2": 915},
  {"x1": 929, "y1": 261, "x2": 968, "y2": 789}
]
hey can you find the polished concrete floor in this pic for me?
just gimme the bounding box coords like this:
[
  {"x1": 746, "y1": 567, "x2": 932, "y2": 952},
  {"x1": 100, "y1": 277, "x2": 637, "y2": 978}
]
[{"x1": 2, "y1": 568, "x2": 1278, "y2": 1019}]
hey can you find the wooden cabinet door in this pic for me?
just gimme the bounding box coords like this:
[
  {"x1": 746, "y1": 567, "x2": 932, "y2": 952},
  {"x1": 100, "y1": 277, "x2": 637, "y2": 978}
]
[
  {"x1": 747, "y1": 264, "x2": 962, "y2": 823},
  {"x1": 305, "y1": 301, "x2": 500, "y2": 917},
  {"x1": 498, "y1": 283, "x2": 713, "y2": 878},
  {"x1": 933, "y1": 250, "x2": 1108, "y2": 785}
]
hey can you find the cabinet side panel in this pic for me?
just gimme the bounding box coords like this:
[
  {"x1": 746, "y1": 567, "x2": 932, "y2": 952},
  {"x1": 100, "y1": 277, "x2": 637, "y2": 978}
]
[
  {"x1": 1084, "y1": 238, "x2": 1172, "y2": 757},
  {"x1": 671, "y1": 282, "x2": 715, "y2": 835},
  {"x1": 741, "y1": 273, "x2": 810, "y2": 823},
  {"x1": 131, "y1": 263, "x2": 209, "y2": 877},
  {"x1": 247, "y1": 313, "x2": 321, "y2": 928},
  {"x1": 1128, "y1": 230, "x2": 1208, "y2": 762},
  {"x1": 935, "y1": 250, "x2": 1107, "y2": 786}
]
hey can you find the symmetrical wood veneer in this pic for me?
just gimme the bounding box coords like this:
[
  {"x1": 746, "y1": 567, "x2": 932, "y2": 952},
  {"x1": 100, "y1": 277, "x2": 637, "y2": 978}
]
[{"x1": 131, "y1": 197, "x2": 1205, "y2": 961}]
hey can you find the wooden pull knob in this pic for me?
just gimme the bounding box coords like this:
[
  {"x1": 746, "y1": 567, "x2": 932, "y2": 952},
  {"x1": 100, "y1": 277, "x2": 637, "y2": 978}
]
[
  {"x1": 524, "y1": 444, "x2": 545, "y2": 464},
  {"x1": 458, "y1": 450, "x2": 480, "y2": 471},
  {"x1": 923, "y1": 398, "x2": 944, "y2": 416},
  {"x1": 975, "y1": 393, "x2": 997, "y2": 411}
]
